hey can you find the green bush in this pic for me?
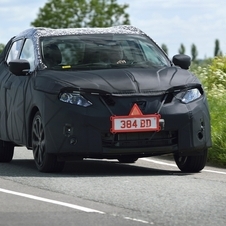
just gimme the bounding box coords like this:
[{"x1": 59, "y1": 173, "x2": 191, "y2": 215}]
[
  {"x1": 0, "y1": 43, "x2": 5, "y2": 53},
  {"x1": 191, "y1": 57, "x2": 226, "y2": 167}
]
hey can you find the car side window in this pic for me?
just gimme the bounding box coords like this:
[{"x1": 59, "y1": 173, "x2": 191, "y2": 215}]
[
  {"x1": 6, "y1": 39, "x2": 23, "y2": 64},
  {"x1": 20, "y1": 39, "x2": 35, "y2": 71}
]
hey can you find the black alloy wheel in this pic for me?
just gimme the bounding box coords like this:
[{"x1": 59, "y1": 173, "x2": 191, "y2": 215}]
[
  {"x1": 32, "y1": 111, "x2": 65, "y2": 173},
  {"x1": 174, "y1": 149, "x2": 208, "y2": 173}
]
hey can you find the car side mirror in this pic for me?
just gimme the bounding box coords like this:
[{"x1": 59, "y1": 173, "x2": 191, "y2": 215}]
[
  {"x1": 9, "y1": 59, "x2": 30, "y2": 76},
  {"x1": 172, "y1": 54, "x2": 191, "y2": 70}
]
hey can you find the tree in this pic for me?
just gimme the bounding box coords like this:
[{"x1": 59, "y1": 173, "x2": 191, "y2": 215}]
[
  {"x1": 178, "y1": 44, "x2": 185, "y2": 54},
  {"x1": 0, "y1": 43, "x2": 5, "y2": 53},
  {"x1": 214, "y1": 39, "x2": 222, "y2": 57},
  {"x1": 31, "y1": 0, "x2": 130, "y2": 28},
  {"x1": 191, "y1": 43, "x2": 198, "y2": 61},
  {"x1": 161, "y1": 44, "x2": 168, "y2": 55}
]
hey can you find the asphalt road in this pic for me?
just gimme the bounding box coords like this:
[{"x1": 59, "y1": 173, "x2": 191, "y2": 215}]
[{"x1": 0, "y1": 147, "x2": 226, "y2": 226}]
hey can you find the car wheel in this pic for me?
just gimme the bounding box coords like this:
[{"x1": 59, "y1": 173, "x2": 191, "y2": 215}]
[
  {"x1": 118, "y1": 157, "x2": 138, "y2": 163},
  {"x1": 174, "y1": 149, "x2": 208, "y2": 173},
  {"x1": 0, "y1": 140, "x2": 14, "y2": 162},
  {"x1": 32, "y1": 112, "x2": 65, "y2": 173}
]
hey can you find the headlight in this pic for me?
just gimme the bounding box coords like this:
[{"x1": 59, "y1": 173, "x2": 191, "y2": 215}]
[
  {"x1": 181, "y1": 88, "x2": 201, "y2": 103},
  {"x1": 59, "y1": 92, "x2": 92, "y2": 107}
]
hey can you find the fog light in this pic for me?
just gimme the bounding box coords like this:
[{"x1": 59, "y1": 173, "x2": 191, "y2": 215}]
[
  {"x1": 198, "y1": 131, "x2": 203, "y2": 140},
  {"x1": 198, "y1": 125, "x2": 204, "y2": 140}
]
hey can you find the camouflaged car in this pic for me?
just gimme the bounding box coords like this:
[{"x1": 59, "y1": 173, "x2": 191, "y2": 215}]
[{"x1": 0, "y1": 25, "x2": 211, "y2": 172}]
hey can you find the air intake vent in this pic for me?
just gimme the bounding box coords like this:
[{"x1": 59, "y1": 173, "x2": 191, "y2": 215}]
[{"x1": 100, "y1": 95, "x2": 115, "y2": 106}]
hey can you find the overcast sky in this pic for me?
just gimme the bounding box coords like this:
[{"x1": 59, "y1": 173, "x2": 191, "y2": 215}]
[{"x1": 0, "y1": 0, "x2": 225, "y2": 58}]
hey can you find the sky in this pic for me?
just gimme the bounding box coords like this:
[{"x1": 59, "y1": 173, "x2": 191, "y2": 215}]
[{"x1": 0, "y1": 0, "x2": 225, "y2": 59}]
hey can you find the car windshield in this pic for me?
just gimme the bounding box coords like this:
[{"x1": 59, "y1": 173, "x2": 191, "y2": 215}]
[{"x1": 40, "y1": 34, "x2": 170, "y2": 70}]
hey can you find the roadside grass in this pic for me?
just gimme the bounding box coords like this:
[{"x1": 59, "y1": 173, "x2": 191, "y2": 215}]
[
  {"x1": 208, "y1": 96, "x2": 226, "y2": 166},
  {"x1": 191, "y1": 56, "x2": 226, "y2": 167}
]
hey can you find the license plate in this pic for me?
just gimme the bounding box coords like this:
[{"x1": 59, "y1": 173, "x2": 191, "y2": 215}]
[{"x1": 110, "y1": 114, "x2": 161, "y2": 133}]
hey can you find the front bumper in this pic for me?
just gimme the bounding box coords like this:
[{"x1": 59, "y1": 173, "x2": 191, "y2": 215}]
[{"x1": 42, "y1": 93, "x2": 211, "y2": 158}]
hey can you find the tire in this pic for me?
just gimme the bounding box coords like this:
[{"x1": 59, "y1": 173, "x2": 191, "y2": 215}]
[
  {"x1": 118, "y1": 157, "x2": 138, "y2": 163},
  {"x1": 0, "y1": 140, "x2": 14, "y2": 162},
  {"x1": 32, "y1": 112, "x2": 65, "y2": 173},
  {"x1": 174, "y1": 149, "x2": 208, "y2": 173}
]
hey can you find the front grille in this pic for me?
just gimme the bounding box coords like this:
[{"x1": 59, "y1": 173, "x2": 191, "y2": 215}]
[{"x1": 102, "y1": 131, "x2": 178, "y2": 148}]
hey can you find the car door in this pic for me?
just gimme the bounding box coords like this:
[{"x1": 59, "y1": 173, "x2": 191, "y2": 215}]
[
  {"x1": 0, "y1": 39, "x2": 23, "y2": 142},
  {"x1": 3, "y1": 39, "x2": 35, "y2": 144}
]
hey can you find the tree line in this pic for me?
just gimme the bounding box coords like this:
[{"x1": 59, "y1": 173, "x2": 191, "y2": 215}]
[
  {"x1": 161, "y1": 39, "x2": 223, "y2": 61},
  {"x1": 0, "y1": 0, "x2": 224, "y2": 60}
]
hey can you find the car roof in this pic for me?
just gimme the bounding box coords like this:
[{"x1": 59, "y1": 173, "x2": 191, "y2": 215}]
[{"x1": 15, "y1": 25, "x2": 147, "y2": 40}]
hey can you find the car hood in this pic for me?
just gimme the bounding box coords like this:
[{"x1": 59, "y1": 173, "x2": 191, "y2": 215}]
[{"x1": 35, "y1": 67, "x2": 200, "y2": 95}]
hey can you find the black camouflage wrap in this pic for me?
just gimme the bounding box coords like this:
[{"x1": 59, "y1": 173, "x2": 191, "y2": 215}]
[{"x1": 0, "y1": 26, "x2": 211, "y2": 161}]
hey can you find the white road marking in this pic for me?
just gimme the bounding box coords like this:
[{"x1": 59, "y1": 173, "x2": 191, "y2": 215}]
[
  {"x1": 0, "y1": 188, "x2": 104, "y2": 214},
  {"x1": 141, "y1": 158, "x2": 226, "y2": 175},
  {"x1": 123, "y1": 216, "x2": 150, "y2": 224},
  {"x1": 0, "y1": 188, "x2": 151, "y2": 224},
  {"x1": 203, "y1": 169, "x2": 226, "y2": 175},
  {"x1": 141, "y1": 158, "x2": 176, "y2": 167}
]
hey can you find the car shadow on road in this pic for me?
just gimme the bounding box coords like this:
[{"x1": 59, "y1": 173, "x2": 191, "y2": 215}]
[{"x1": 0, "y1": 158, "x2": 192, "y2": 177}]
